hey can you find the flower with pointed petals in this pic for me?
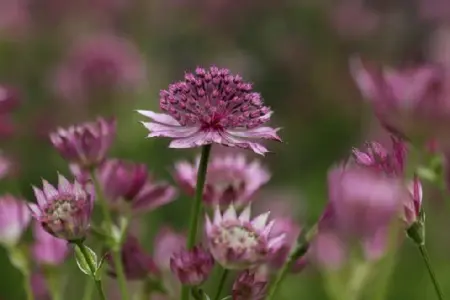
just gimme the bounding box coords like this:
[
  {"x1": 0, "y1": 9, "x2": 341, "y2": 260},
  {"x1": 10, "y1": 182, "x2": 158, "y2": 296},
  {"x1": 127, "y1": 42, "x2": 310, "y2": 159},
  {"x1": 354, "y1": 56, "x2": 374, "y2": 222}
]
[
  {"x1": 206, "y1": 205, "x2": 285, "y2": 269},
  {"x1": 28, "y1": 174, "x2": 94, "y2": 241},
  {"x1": 107, "y1": 235, "x2": 159, "y2": 280},
  {"x1": 403, "y1": 176, "x2": 423, "y2": 227},
  {"x1": 170, "y1": 246, "x2": 214, "y2": 286},
  {"x1": 32, "y1": 222, "x2": 69, "y2": 265},
  {"x1": 174, "y1": 154, "x2": 269, "y2": 208},
  {"x1": 98, "y1": 159, "x2": 177, "y2": 213},
  {"x1": 232, "y1": 270, "x2": 267, "y2": 300},
  {"x1": 0, "y1": 195, "x2": 30, "y2": 246},
  {"x1": 49, "y1": 117, "x2": 116, "y2": 169},
  {"x1": 153, "y1": 227, "x2": 186, "y2": 271},
  {"x1": 350, "y1": 57, "x2": 447, "y2": 143},
  {"x1": 138, "y1": 66, "x2": 281, "y2": 155}
]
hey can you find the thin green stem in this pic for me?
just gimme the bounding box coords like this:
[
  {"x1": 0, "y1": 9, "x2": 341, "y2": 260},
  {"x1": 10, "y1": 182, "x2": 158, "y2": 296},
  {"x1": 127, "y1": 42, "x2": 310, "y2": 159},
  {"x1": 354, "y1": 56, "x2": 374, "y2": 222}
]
[
  {"x1": 213, "y1": 269, "x2": 229, "y2": 300},
  {"x1": 43, "y1": 266, "x2": 62, "y2": 300},
  {"x1": 75, "y1": 242, "x2": 107, "y2": 300},
  {"x1": 90, "y1": 169, "x2": 130, "y2": 300},
  {"x1": 418, "y1": 245, "x2": 445, "y2": 300},
  {"x1": 23, "y1": 272, "x2": 34, "y2": 300},
  {"x1": 81, "y1": 277, "x2": 95, "y2": 300},
  {"x1": 181, "y1": 144, "x2": 212, "y2": 300}
]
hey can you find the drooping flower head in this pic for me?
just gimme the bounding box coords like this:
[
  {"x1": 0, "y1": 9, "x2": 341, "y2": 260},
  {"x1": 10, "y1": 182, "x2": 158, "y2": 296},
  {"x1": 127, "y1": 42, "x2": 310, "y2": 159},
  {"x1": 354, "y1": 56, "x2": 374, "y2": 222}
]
[
  {"x1": 153, "y1": 227, "x2": 186, "y2": 271},
  {"x1": 49, "y1": 117, "x2": 116, "y2": 169},
  {"x1": 174, "y1": 154, "x2": 269, "y2": 208},
  {"x1": 170, "y1": 246, "x2": 214, "y2": 286},
  {"x1": 232, "y1": 270, "x2": 268, "y2": 300},
  {"x1": 28, "y1": 174, "x2": 94, "y2": 241},
  {"x1": 0, "y1": 195, "x2": 30, "y2": 246},
  {"x1": 350, "y1": 57, "x2": 446, "y2": 144},
  {"x1": 98, "y1": 159, "x2": 177, "y2": 213},
  {"x1": 205, "y1": 205, "x2": 285, "y2": 269},
  {"x1": 32, "y1": 222, "x2": 69, "y2": 265},
  {"x1": 138, "y1": 66, "x2": 281, "y2": 155},
  {"x1": 107, "y1": 235, "x2": 159, "y2": 280}
]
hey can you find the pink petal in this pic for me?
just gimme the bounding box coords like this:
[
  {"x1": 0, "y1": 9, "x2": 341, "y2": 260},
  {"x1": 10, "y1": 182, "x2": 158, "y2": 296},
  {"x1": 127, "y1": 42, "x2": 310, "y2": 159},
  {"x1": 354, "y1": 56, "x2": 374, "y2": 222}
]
[
  {"x1": 32, "y1": 187, "x2": 47, "y2": 207},
  {"x1": 132, "y1": 184, "x2": 177, "y2": 213},
  {"x1": 137, "y1": 110, "x2": 180, "y2": 126},
  {"x1": 141, "y1": 122, "x2": 200, "y2": 138},
  {"x1": 227, "y1": 127, "x2": 282, "y2": 142},
  {"x1": 28, "y1": 203, "x2": 42, "y2": 217}
]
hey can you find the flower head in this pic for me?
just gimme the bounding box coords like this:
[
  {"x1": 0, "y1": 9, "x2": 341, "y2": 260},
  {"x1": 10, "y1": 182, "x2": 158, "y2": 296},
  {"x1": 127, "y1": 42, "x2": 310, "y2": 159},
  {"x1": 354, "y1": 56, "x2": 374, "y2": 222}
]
[
  {"x1": 138, "y1": 66, "x2": 281, "y2": 155},
  {"x1": 107, "y1": 235, "x2": 159, "y2": 280},
  {"x1": 0, "y1": 195, "x2": 30, "y2": 246},
  {"x1": 28, "y1": 174, "x2": 94, "y2": 241},
  {"x1": 32, "y1": 222, "x2": 69, "y2": 265},
  {"x1": 174, "y1": 154, "x2": 269, "y2": 208},
  {"x1": 206, "y1": 205, "x2": 285, "y2": 269},
  {"x1": 232, "y1": 270, "x2": 267, "y2": 300},
  {"x1": 170, "y1": 246, "x2": 214, "y2": 286},
  {"x1": 153, "y1": 227, "x2": 186, "y2": 271},
  {"x1": 403, "y1": 176, "x2": 423, "y2": 227},
  {"x1": 99, "y1": 159, "x2": 177, "y2": 213},
  {"x1": 50, "y1": 117, "x2": 116, "y2": 169}
]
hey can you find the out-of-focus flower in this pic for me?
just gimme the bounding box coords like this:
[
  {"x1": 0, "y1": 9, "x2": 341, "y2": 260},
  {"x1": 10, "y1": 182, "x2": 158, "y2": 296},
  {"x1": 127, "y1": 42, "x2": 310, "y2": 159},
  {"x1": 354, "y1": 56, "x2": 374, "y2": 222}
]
[
  {"x1": 138, "y1": 66, "x2": 281, "y2": 155},
  {"x1": 0, "y1": 0, "x2": 29, "y2": 39},
  {"x1": 50, "y1": 117, "x2": 116, "y2": 169},
  {"x1": 28, "y1": 174, "x2": 94, "y2": 241},
  {"x1": 350, "y1": 57, "x2": 446, "y2": 143},
  {"x1": 403, "y1": 176, "x2": 423, "y2": 227},
  {"x1": 53, "y1": 34, "x2": 146, "y2": 103},
  {"x1": 0, "y1": 86, "x2": 19, "y2": 113},
  {"x1": 153, "y1": 227, "x2": 186, "y2": 271},
  {"x1": 0, "y1": 154, "x2": 12, "y2": 180},
  {"x1": 107, "y1": 235, "x2": 159, "y2": 280},
  {"x1": 0, "y1": 195, "x2": 30, "y2": 246},
  {"x1": 99, "y1": 159, "x2": 177, "y2": 213},
  {"x1": 206, "y1": 205, "x2": 285, "y2": 269},
  {"x1": 232, "y1": 270, "x2": 267, "y2": 300},
  {"x1": 419, "y1": 0, "x2": 450, "y2": 22},
  {"x1": 32, "y1": 222, "x2": 69, "y2": 265},
  {"x1": 308, "y1": 229, "x2": 347, "y2": 270},
  {"x1": 170, "y1": 246, "x2": 214, "y2": 286},
  {"x1": 174, "y1": 154, "x2": 269, "y2": 208},
  {"x1": 31, "y1": 272, "x2": 50, "y2": 300},
  {"x1": 266, "y1": 217, "x2": 301, "y2": 270}
]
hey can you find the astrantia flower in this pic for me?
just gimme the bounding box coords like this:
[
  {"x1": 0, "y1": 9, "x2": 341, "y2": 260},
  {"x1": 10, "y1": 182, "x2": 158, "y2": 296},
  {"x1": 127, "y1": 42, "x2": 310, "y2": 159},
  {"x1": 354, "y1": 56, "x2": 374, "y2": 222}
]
[
  {"x1": 170, "y1": 246, "x2": 214, "y2": 286},
  {"x1": 205, "y1": 205, "x2": 285, "y2": 269},
  {"x1": 403, "y1": 176, "x2": 423, "y2": 227},
  {"x1": 153, "y1": 227, "x2": 186, "y2": 271},
  {"x1": 174, "y1": 154, "x2": 269, "y2": 208},
  {"x1": 49, "y1": 117, "x2": 116, "y2": 169},
  {"x1": 28, "y1": 174, "x2": 94, "y2": 241},
  {"x1": 350, "y1": 57, "x2": 446, "y2": 143},
  {"x1": 32, "y1": 222, "x2": 69, "y2": 265},
  {"x1": 138, "y1": 66, "x2": 281, "y2": 155},
  {"x1": 232, "y1": 270, "x2": 267, "y2": 300},
  {"x1": 107, "y1": 235, "x2": 159, "y2": 280},
  {"x1": 99, "y1": 159, "x2": 177, "y2": 213},
  {"x1": 0, "y1": 195, "x2": 30, "y2": 246}
]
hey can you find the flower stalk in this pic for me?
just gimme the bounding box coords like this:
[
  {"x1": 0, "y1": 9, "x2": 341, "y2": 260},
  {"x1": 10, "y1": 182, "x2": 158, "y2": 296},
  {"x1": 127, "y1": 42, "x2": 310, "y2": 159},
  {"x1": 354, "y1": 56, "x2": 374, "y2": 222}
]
[
  {"x1": 213, "y1": 269, "x2": 229, "y2": 300},
  {"x1": 418, "y1": 245, "x2": 444, "y2": 300}
]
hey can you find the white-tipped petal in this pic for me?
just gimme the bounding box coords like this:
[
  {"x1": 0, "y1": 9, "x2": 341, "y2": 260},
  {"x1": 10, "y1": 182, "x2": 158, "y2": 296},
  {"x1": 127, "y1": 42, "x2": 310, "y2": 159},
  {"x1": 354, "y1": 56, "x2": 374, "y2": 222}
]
[
  {"x1": 239, "y1": 205, "x2": 251, "y2": 222},
  {"x1": 251, "y1": 211, "x2": 270, "y2": 231},
  {"x1": 205, "y1": 215, "x2": 213, "y2": 235},
  {"x1": 42, "y1": 180, "x2": 58, "y2": 200},
  {"x1": 214, "y1": 206, "x2": 222, "y2": 224},
  {"x1": 28, "y1": 203, "x2": 42, "y2": 217},
  {"x1": 223, "y1": 205, "x2": 237, "y2": 221},
  {"x1": 58, "y1": 174, "x2": 72, "y2": 194},
  {"x1": 32, "y1": 186, "x2": 47, "y2": 207},
  {"x1": 261, "y1": 220, "x2": 275, "y2": 238},
  {"x1": 268, "y1": 234, "x2": 286, "y2": 251}
]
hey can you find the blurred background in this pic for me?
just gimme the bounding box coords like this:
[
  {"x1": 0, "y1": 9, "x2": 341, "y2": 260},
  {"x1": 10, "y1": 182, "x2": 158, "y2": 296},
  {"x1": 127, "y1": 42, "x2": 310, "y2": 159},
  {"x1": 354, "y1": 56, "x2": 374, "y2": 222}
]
[{"x1": 0, "y1": 0, "x2": 449, "y2": 299}]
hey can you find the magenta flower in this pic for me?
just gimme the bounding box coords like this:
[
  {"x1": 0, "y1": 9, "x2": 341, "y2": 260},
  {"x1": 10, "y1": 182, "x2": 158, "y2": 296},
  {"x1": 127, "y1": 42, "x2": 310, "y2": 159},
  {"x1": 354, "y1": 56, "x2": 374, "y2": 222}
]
[
  {"x1": 107, "y1": 235, "x2": 159, "y2": 280},
  {"x1": 350, "y1": 57, "x2": 446, "y2": 142},
  {"x1": 50, "y1": 117, "x2": 116, "y2": 169},
  {"x1": 153, "y1": 227, "x2": 186, "y2": 271},
  {"x1": 53, "y1": 34, "x2": 146, "y2": 103},
  {"x1": 170, "y1": 246, "x2": 214, "y2": 286},
  {"x1": 403, "y1": 176, "x2": 423, "y2": 227},
  {"x1": 28, "y1": 174, "x2": 94, "y2": 241},
  {"x1": 138, "y1": 66, "x2": 281, "y2": 155},
  {"x1": 0, "y1": 195, "x2": 30, "y2": 246},
  {"x1": 174, "y1": 154, "x2": 269, "y2": 208},
  {"x1": 32, "y1": 222, "x2": 69, "y2": 265},
  {"x1": 232, "y1": 270, "x2": 267, "y2": 300},
  {"x1": 206, "y1": 205, "x2": 285, "y2": 269},
  {"x1": 98, "y1": 158, "x2": 177, "y2": 213}
]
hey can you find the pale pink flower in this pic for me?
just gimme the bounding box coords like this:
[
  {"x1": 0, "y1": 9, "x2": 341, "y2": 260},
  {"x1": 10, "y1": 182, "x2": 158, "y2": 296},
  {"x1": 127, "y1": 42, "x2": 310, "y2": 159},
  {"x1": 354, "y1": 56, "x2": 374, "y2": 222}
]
[
  {"x1": 32, "y1": 222, "x2": 69, "y2": 265},
  {"x1": 232, "y1": 270, "x2": 267, "y2": 300},
  {"x1": 170, "y1": 246, "x2": 214, "y2": 286},
  {"x1": 153, "y1": 227, "x2": 186, "y2": 271},
  {"x1": 0, "y1": 195, "x2": 30, "y2": 246}
]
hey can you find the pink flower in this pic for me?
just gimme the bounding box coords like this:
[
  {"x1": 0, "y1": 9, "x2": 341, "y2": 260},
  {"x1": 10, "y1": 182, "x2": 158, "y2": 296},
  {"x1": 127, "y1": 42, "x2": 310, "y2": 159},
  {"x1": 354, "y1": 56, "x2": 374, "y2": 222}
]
[
  {"x1": 0, "y1": 86, "x2": 19, "y2": 113},
  {"x1": 138, "y1": 66, "x2": 281, "y2": 155},
  {"x1": 107, "y1": 235, "x2": 159, "y2": 280},
  {"x1": 170, "y1": 246, "x2": 214, "y2": 286},
  {"x1": 50, "y1": 117, "x2": 116, "y2": 169},
  {"x1": 28, "y1": 174, "x2": 94, "y2": 241},
  {"x1": 153, "y1": 227, "x2": 186, "y2": 271},
  {"x1": 350, "y1": 57, "x2": 446, "y2": 143},
  {"x1": 232, "y1": 270, "x2": 267, "y2": 300},
  {"x1": 32, "y1": 222, "x2": 69, "y2": 265},
  {"x1": 53, "y1": 34, "x2": 146, "y2": 103},
  {"x1": 98, "y1": 159, "x2": 177, "y2": 213},
  {"x1": 205, "y1": 205, "x2": 285, "y2": 269},
  {"x1": 0, "y1": 195, "x2": 30, "y2": 246},
  {"x1": 174, "y1": 154, "x2": 269, "y2": 208},
  {"x1": 0, "y1": 0, "x2": 29, "y2": 38},
  {"x1": 403, "y1": 176, "x2": 423, "y2": 227}
]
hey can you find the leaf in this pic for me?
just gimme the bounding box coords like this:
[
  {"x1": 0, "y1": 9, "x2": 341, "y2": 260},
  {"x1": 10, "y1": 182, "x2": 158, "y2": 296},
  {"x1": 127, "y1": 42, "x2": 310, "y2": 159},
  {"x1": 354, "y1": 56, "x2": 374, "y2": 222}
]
[
  {"x1": 7, "y1": 246, "x2": 29, "y2": 275},
  {"x1": 74, "y1": 244, "x2": 98, "y2": 277}
]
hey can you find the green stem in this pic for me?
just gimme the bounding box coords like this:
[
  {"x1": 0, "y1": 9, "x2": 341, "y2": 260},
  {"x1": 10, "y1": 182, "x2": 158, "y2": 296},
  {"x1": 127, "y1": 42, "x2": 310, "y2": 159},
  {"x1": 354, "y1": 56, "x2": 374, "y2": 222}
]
[
  {"x1": 23, "y1": 272, "x2": 34, "y2": 300},
  {"x1": 213, "y1": 269, "x2": 229, "y2": 300},
  {"x1": 43, "y1": 266, "x2": 62, "y2": 300},
  {"x1": 181, "y1": 144, "x2": 212, "y2": 300},
  {"x1": 81, "y1": 277, "x2": 95, "y2": 300},
  {"x1": 266, "y1": 240, "x2": 310, "y2": 300},
  {"x1": 418, "y1": 245, "x2": 445, "y2": 300},
  {"x1": 75, "y1": 241, "x2": 107, "y2": 300},
  {"x1": 90, "y1": 170, "x2": 130, "y2": 300}
]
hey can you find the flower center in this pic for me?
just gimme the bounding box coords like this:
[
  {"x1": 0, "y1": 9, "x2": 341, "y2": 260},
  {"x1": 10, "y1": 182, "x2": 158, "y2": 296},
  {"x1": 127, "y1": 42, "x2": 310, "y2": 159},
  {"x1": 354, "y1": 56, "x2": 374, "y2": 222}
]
[
  {"x1": 45, "y1": 196, "x2": 79, "y2": 220},
  {"x1": 219, "y1": 225, "x2": 259, "y2": 250}
]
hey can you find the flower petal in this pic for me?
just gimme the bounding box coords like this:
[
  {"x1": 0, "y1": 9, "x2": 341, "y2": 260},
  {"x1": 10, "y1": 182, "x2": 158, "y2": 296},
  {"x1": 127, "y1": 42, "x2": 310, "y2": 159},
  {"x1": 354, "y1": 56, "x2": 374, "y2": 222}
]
[
  {"x1": 137, "y1": 110, "x2": 180, "y2": 126},
  {"x1": 132, "y1": 183, "x2": 177, "y2": 213},
  {"x1": 141, "y1": 122, "x2": 200, "y2": 138},
  {"x1": 227, "y1": 126, "x2": 282, "y2": 142},
  {"x1": 32, "y1": 186, "x2": 47, "y2": 207}
]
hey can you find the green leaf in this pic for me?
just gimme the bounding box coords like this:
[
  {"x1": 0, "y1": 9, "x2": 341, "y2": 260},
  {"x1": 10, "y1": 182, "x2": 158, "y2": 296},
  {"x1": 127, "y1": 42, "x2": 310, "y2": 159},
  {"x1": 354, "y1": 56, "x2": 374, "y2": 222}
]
[
  {"x1": 74, "y1": 244, "x2": 98, "y2": 276},
  {"x1": 7, "y1": 246, "x2": 29, "y2": 275}
]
